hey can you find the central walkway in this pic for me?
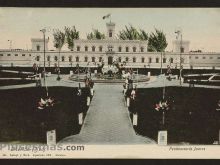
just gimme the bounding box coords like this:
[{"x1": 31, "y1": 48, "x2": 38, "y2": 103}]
[{"x1": 60, "y1": 84, "x2": 155, "y2": 144}]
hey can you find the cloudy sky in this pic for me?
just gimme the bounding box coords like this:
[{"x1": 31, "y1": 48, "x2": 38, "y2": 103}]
[{"x1": 0, "y1": 8, "x2": 220, "y2": 52}]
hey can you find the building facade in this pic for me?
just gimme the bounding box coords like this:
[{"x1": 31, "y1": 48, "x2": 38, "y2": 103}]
[{"x1": 0, "y1": 22, "x2": 220, "y2": 70}]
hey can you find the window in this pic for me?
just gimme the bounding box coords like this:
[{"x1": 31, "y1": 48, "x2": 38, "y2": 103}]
[
  {"x1": 218, "y1": 57, "x2": 220, "y2": 59},
  {"x1": 195, "y1": 56, "x2": 199, "y2": 59},
  {"x1": 149, "y1": 57, "x2": 152, "y2": 63},
  {"x1": 180, "y1": 47, "x2": 184, "y2": 53},
  {"x1": 7, "y1": 54, "x2": 11, "y2": 56},
  {"x1": 133, "y1": 47, "x2": 136, "y2": 52},
  {"x1": 210, "y1": 57, "x2": 213, "y2": 59},
  {"x1": 15, "y1": 54, "x2": 18, "y2": 56},
  {"x1": 118, "y1": 57, "x2": 121, "y2": 62},
  {"x1": 85, "y1": 57, "x2": 88, "y2": 62},
  {"x1": 118, "y1": 47, "x2": 122, "y2": 52},
  {"x1": 47, "y1": 56, "x2": 50, "y2": 61},
  {"x1": 92, "y1": 57, "x2": 95, "y2": 62},
  {"x1": 126, "y1": 57, "x2": 129, "y2": 62},
  {"x1": 133, "y1": 57, "x2": 136, "y2": 63},
  {"x1": 76, "y1": 56, "x2": 79, "y2": 62},
  {"x1": 169, "y1": 58, "x2": 173, "y2": 63},
  {"x1": 126, "y1": 47, "x2": 129, "y2": 52},
  {"x1": 109, "y1": 30, "x2": 112, "y2": 37},
  {"x1": 0, "y1": 54, "x2": 3, "y2": 56},
  {"x1": 29, "y1": 54, "x2": 31, "y2": 56},
  {"x1": 203, "y1": 56, "x2": 206, "y2": 59},
  {"x1": 99, "y1": 57, "x2": 102, "y2": 62},
  {"x1": 69, "y1": 56, "x2": 72, "y2": 62},
  {"x1": 77, "y1": 46, "x2": 80, "y2": 51},
  {"x1": 141, "y1": 57, "x2": 145, "y2": 63},
  {"x1": 141, "y1": 47, "x2": 144, "y2": 52},
  {"x1": 22, "y1": 54, "x2": 25, "y2": 56},
  {"x1": 62, "y1": 56, "x2": 65, "y2": 62},
  {"x1": 54, "y1": 56, "x2": 58, "y2": 61},
  {"x1": 37, "y1": 45, "x2": 40, "y2": 51},
  {"x1": 85, "y1": 46, "x2": 88, "y2": 51},
  {"x1": 163, "y1": 58, "x2": 166, "y2": 63},
  {"x1": 36, "y1": 56, "x2": 40, "y2": 61},
  {"x1": 92, "y1": 46, "x2": 96, "y2": 52},
  {"x1": 156, "y1": 58, "x2": 159, "y2": 63},
  {"x1": 99, "y1": 46, "x2": 102, "y2": 52}
]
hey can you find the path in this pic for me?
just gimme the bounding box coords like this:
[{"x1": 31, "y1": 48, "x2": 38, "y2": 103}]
[{"x1": 60, "y1": 84, "x2": 155, "y2": 144}]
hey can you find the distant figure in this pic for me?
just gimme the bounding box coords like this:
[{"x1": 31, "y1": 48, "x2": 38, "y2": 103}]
[
  {"x1": 89, "y1": 79, "x2": 94, "y2": 88},
  {"x1": 84, "y1": 78, "x2": 90, "y2": 87},
  {"x1": 36, "y1": 74, "x2": 42, "y2": 87},
  {"x1": 128, "y1": 78, "x2": 133, "y2": 90},
  {"x1": 33, "y1": 63, "x2": 39, "y2": 74}
]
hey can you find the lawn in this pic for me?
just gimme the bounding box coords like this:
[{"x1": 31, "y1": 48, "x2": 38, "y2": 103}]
[
  {"x1": 129, "y1": 87, "x2": 220, "y2": 144},
  {"x1": 0, "y1": 86, "x2": 90, "y2": 143}
]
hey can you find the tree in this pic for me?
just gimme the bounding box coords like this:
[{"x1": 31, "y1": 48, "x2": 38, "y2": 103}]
[
  {"x1": 147, "y1": 29, "x2": 168, "y2": 52},
  {"x1": 64, "y1": 26, "x2": 79, "y2": 51},
  {"x1": 138, "y1": 29, "x2": 148, "y2": 41},
  {"x1": 118, "y1": 25, "x2": 148, "y2": 40},
  {"x1": 53, "y1": 29, "x2": 65, "y2": 79},
  {"x1": 87, "y1": 29, "x2": 105, "y2": 40}
]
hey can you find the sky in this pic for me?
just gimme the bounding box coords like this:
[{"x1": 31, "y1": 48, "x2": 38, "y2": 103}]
[{"x1": 0, "y1": 8, "x2": 220, "y2": 52}]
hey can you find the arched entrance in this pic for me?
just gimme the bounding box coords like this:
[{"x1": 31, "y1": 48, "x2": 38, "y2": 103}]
[{"x1": 108, "y1": 56, "x2": 113, "y2": 65}]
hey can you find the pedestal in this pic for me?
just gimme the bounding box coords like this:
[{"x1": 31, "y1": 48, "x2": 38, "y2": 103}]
[
  {"x1": 87, "y1": 96, "x2": 91, "y2": 106},
  {"x1": 133, "y1": 113, "x2": 138, "y2": 126},
  {"x1": 78, "y1": 113, "x2": 83, "y2": 125},
  {"x1": 127, "y1": 97, "x2": 130, "y2": 107},
  {"x1": 158, "y1": 130, "x2": 168, "y2": 145},
  {"x1": 47, "y1": 130, "x2": 56, "y2": 145}
]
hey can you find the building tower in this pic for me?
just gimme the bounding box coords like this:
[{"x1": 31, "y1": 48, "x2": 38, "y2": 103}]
[
  {"x1": 106, "y1": 22, "x2": 116, "y2": 40},
  {"x1": 31, "y1": 38, "x2": 49, "y2": 51}
]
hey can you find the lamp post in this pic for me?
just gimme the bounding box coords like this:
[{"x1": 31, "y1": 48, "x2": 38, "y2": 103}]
[
  {"x1": 40, "y1": 28, "x2": 46, "y2": 83},
  {"x1": 7, "y1": 40, "x2": 12, "y2": 50},
  {"x1": 175, "y1": 29, "x2": 183, "y2": 86},
  {"x1": 160, "y1": 52, "x2": 163, "y2": 75}
]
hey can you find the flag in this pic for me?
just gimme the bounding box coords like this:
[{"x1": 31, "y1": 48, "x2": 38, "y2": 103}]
[{"x1": 103, "y1": 14, "x2": 111, "y2": 19}]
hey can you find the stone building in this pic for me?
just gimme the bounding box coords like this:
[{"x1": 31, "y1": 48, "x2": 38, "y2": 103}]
[{"x1": 0, "y1": 22, "x2": 220, "y2": 70}]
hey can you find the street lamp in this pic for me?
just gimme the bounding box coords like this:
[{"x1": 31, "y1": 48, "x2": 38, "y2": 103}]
[
  {"x1": 40, "y1": 28, "x2": 46, "y2": 83},
  {"x1": 175, "y1": 29, "x2": 183, "y2": 86}
]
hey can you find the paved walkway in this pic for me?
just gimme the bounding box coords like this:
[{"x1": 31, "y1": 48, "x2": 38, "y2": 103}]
[{"x1": 60, "y1": 84, "x2": 155, "y2": 144}]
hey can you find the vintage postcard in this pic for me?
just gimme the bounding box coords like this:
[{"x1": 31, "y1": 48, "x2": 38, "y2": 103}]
[{"x1": 0, "y1": 8, "x2": 220, "y2": 159}]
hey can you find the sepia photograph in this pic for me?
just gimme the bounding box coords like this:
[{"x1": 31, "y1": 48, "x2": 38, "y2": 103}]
[{"x1": 0, "y1": 7, "x2": 220, "y2": 158}]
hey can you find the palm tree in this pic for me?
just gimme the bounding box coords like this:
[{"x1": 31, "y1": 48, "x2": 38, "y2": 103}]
[
  {"x1": 64, "y1": 26, "x2": 79, "y2": 51},
  {"x1": 53, "y1": 29, "x2": 65, "y2": 80},
  {"x1": 148, "y1": 28, "x2": 168, "y2": 75},
  {"x1": 147, "y1": 28, "x2": 168, "y2": 52},
  {"x1": 87, "y1": 29, "x2": 105, "y2": 40},
  {"x1": 118, "y1": 25, "x2": 148, "y2": 41},
  {"x1": 138, "y1": 29, "x2": 148, "y2": 41}
]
